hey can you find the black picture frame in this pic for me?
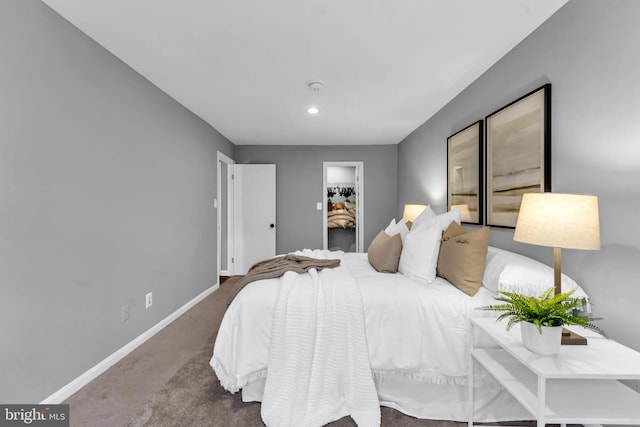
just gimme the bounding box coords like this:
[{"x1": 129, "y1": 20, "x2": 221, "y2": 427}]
[
  {"x1": 447, "y1": 120, "x2": 484, "y2": 225},
  {"x1": 485, "y1": 84, "x2": 551, "y2": 228}
]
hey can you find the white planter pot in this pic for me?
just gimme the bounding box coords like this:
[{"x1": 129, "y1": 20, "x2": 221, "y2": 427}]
[{"x1": 520, "y1": 322, "x2": 562, "y2": 355}]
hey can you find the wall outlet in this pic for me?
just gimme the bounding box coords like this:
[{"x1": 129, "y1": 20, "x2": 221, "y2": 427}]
[
  {"x1": 145, "y1": 292, "x2": 153, "y2": 309},
  {"x1": 121, "y1": 304, "x2": 129, "y2": 322}
]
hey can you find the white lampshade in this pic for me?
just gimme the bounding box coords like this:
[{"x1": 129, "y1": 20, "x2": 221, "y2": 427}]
[
  {"x1": 514, "y1": 193, "x2": 600, "y2": 250},
  {"x1": 403, "y1": 204, "x2": 427, "y2": 224}
]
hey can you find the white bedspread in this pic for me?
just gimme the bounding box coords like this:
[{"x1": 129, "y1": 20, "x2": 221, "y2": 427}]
[
  {"x1": 214, "y1": 250, "x2": 380, "y2": 427},
  {"x1": 262, "y1": 250, "x2": 379, "y2": 427},
  {"x1": 211, "y1": 252, "x2": 526, "y2": 422}
]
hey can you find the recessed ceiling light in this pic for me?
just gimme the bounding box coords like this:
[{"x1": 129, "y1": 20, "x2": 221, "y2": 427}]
[
  {"x1": 308, "y1": 81, "x2": 324, "y2": 92},
  {"x1": 307, "y1": 106, "x2": 319, "y2": 115}
]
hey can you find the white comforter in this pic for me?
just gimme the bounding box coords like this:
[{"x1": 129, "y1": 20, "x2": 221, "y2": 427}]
[
  {"x1": 262, "y1": 250, "x2": 379, "y2": 427},
  {"x1": 211, "y1": 252, "x2": 508, "y2": 423}
]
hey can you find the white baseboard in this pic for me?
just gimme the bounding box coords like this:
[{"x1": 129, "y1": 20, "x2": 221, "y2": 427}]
[{"x1": 40, "y1": 283, "x2": 219, "y2": 404}]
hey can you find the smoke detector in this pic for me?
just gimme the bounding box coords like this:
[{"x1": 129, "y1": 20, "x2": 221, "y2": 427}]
[{"x1": 308, "y1": 81, "x2": 324, "y2": 92}]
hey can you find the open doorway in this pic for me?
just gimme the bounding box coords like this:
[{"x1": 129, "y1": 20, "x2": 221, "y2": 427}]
[
  {"x1": 217, "y1": 154, "x2": 277, "y2": 280},
  {"x1": 217, "y1": 152, "x2": 235, "y2": 281},
  {"x1": 323, "y1": 161, "x2": 364, "y2": 252}
]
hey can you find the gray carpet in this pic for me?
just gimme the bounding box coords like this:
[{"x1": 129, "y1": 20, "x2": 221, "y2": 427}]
[
  {"x1": 126, "y1": 331, "x2": 266, "y2": 427},
  {"x1": 68, "y1": 278, "x2": 535, "y2": 427},
  {"x1": 125, "y1": 329, "x2": 462, "y2": 427}
]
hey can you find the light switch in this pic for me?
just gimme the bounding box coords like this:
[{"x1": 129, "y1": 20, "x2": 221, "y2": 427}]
[{"x1": 316, "y1": 202, "x2": 322, "y2": 211}]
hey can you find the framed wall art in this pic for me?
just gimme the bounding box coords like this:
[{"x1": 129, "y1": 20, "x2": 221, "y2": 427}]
[
  {"x1": 447, "y1": 120, "x2": 483, "y2": 225},
  {"x1": 485, "y1": 84, "x2": 551, "y2": 228}
]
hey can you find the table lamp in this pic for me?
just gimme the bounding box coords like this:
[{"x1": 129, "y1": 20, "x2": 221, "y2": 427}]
[
  {"x1": 513, "y1": 192, "x2": 600, "y2": 344},
  {"x1": 403, "y1": 204, "x2": 427, "y2": 229}
]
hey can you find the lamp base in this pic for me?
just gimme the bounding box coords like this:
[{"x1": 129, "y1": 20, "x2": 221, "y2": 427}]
[{"x1": 561, "y1": 327, "x2": 587, "y2": 345}]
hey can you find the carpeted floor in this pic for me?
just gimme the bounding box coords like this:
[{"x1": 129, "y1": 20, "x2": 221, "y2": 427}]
[
  {"x1": 66, "y1": 278, "x2": 531, "y2": 427},
  {"x1": 122, "y1": 276, "x2": 463, "y2": 427},
  {"x1": 124, "y1": 327, "x2": 462, "y2": 427}
]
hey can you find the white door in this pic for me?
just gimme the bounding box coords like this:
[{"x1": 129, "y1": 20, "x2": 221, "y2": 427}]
[
  {"x1": 232, "y1": 164, "x2": 276, "y2": 275},
  {"x1": 217, "y1": 152, "x2": 235, "y2": 279}
]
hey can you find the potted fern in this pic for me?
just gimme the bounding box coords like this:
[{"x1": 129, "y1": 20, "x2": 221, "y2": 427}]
[{"x1": 479, "y1": 287, "x2": 604, "y2": 355}]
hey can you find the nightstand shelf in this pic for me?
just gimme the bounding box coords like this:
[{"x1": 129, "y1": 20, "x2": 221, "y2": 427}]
[{"x1": 469, "y1": 318, "x2": 640, "y2": 427}]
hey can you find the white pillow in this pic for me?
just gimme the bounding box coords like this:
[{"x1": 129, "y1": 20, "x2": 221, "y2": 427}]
[
  {"x1": 397, "y1": 222, "x2": 442, "y2": 282},
  {"x1": 482, "y1": 247, "x2": 589, "y2": 302},
  {"x1": 424, "y1": 207, "x2": 461, "y2": 231},
  {"x1": 384, "y1": 218, "x2": 409, "y2": 242},
  {"x1": 384, "y1": 218, "x2": 396, "y2": 234},
  {"x1": 482, "y1": 247, "x2": 513, "y2": 292},
  {"x1": 411, "y1": 205, "x2": 437, "y2": 229}
]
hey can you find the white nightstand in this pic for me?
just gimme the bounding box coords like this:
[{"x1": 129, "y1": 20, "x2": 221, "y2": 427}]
[{"x1": 468, "y1": 317, "x2": 640, "y2": 427}]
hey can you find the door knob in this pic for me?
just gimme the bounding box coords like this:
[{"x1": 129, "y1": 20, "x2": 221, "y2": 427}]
[{"x1": 270, "y1": 224, "x2": 275, "y2": 228}]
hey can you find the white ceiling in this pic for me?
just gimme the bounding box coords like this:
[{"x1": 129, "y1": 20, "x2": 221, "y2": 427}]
[{"x1": 41, "y1": 0, "x2": 567, "y2": 146}]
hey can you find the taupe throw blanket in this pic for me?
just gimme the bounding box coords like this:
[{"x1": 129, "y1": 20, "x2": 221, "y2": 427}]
[{"x1": 227, "y1": 254, "x2": 341, "y2": 304}]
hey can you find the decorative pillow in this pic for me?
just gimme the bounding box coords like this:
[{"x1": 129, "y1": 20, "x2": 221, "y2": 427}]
[
  {"x1": 483, "y1": 247, "x2": 531, "y2": 293},
  {"x1": 329, "y1": 218, "x2": 353, "y2": 229},
  {"x1": 437, "y1": 222, "x2": 489, "y2": 296},
  {"x1": 424, "y1": 207, "x2": 461, "y2": 231},
  {"x1": 328, "y1": 209, "x2": 350, "y2": 217},
  {"x1": 397, "y1": 222, "x2": 442, "y2": 282},
  {"x1": 367, "y1": 230, "x2": 403, "y2": 273},
  {"x1": 482, "y1": 247, "x2": 588, "y2": 300},
  {"x1": 410, "y1": 206, "x2": 437, "y2": 229},
  {"x1": 384, "y1": 218, "x2": 409, "y2": 242},
  {"x1": 329, "y1": 214, "x2": 355, "y2": 222},
  {"x1": 385, "y1": 218, "x2": 396, "y2": 230}
]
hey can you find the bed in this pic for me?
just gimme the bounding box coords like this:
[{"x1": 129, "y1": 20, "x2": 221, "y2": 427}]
[{"x1": 210, "y1": 212, "x2": 591, "y2": 427}]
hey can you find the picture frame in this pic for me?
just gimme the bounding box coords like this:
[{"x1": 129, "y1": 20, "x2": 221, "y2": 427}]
[
  {"x1": 447, "y1": 120, "x2": 483, "y2": 225},
  {"x1": 485, "y1": 84, "x2": 551, "y2": 228}
]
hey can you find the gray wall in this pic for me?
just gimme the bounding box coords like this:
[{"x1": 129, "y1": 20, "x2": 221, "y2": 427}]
[
  {"x1": 0, "y1": 0, "x2": 234, "y2": 402},
  {"x1": 235, "y1": 145, "x2": 398, "y2": 254},
  {"x1": 398, "y1": 0, "x2": 640, "y2": 350}
]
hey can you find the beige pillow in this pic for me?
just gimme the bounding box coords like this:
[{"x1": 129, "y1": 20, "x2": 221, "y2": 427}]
[
  {"x1": 328, "y1": 209, "x2": 349, "y2": 217},
  {"x1": 329, "y1": 214, "x2": 355, "y2": 222},
  {"x1": 436, "y1": 222, "x2": 489, "y2": 296},
  {"x1": 330, "y1": 218, "x2": 353, "y2": 229},
  {"x1": 367, "y1": 231, "x2": 403, "y2": 273}
]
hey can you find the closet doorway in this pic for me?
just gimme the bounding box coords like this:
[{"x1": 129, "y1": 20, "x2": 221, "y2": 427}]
[{"x1": 323, "y1": 162, "x2": 364, "y2": 252}]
